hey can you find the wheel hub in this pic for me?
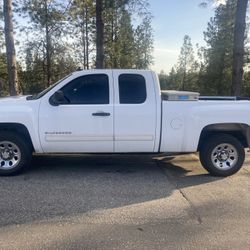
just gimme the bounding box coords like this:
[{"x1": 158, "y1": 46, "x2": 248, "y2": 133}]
[
  {"x1": 1, "y1": 149, "x2": 14, "y2": 160},
  {"x1": 217, "y1": 150, "x2": 229, "y2": 161}
]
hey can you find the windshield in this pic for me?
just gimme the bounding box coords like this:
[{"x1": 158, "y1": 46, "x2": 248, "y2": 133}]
[{"x1": 26, "y1": 74, "x2": 72, "y2": 100}]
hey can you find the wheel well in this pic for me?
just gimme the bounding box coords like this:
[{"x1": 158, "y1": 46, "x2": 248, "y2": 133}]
[
  {"x1": 0, "y1": 123, "x2": 34, "y2": 151},
  {"x1": 198, "y1": 123, "x2": 250, "y2": 151}
]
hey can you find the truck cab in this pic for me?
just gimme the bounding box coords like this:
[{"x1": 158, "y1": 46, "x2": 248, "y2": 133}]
[{"x1": 38, "y1": 69, "x2": 161, "y2": 153}]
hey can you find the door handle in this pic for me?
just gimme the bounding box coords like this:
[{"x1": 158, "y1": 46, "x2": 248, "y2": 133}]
[{"x1": 92, "y1": 112, "x2": 111, "y2": 117}]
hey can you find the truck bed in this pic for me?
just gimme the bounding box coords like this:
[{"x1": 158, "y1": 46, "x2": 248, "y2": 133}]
[{"x1": 161, "y1": 90, "x2": 250, "y2": 101}]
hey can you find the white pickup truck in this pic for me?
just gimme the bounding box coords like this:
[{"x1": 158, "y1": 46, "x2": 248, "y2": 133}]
[{"x1": 0, "y1": 69, "x2": 249, "y2": 176}]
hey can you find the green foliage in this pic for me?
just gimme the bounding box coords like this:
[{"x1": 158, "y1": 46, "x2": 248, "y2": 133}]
[
  {"x1": 19, "y1": 53, "x2": 76, "y2": 95},
  {"x1": 0, "y1": 2, "x2": 4, "y2": 51},
  {"x1": 176, "y1": 35, "x2": 196, "y2": 91},
  {"x1": 116, "y1": 9, "x2": 135, "y2": 68},
  {"x1": 0, "y1": 53, "x2": 8, "y2": 96},
  {"x1": 165, "y1": 0, "x2": 250, "y2": 96},
  {"x1": 103, "y1": 4, "x2": 135, "y2": 68},
  {"x1": 197, "y1": 0, "x2": 249, "y2": 96},
  {"x1": 20, "y1": 0, "x2": 66, "y2": 27},
  {"x1": 178, "y1": 35, "x2": 195, "y2": 72},
  {"x1": 158, "y1": 69, "x2": 177, "y2": 90},
  {"x1": 1, "y1": 0, "x2": 154, "y2": 96},
  {"x1": 161, "y1": 35, "x2": 199, "y2": 92},
  {"x1": 134, "y1": 15, "x2": 153, "y2": 69},
  {"x1": 158, "y1": 70, "x2": 168, "y2": 90},
  {"x1": 243, "y1": 70, "x2": 250, "y2": 96},
  {"x1": 103, "y1": 0, "x2": 153, "y2": 69},
  {"x1": 16, "y1": 0, "x2": 76, "y2": 91},
  {"x1": 69, "y1": 0, "x2": 95, "y2": 69},
  {"x1": 201, "y1": 0, "x2": 236, "y2": 95}
]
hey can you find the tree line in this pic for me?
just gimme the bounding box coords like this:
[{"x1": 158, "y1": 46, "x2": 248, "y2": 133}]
[
  {"x1": 160, "y1": 0, "x2": 249, "y2": 97},
  {"x1": 1, "y1": 0, "x2": 249, "y2": 97},
  {"x1": 0, "y1": 0, "x2": 153, "y2": 96}
]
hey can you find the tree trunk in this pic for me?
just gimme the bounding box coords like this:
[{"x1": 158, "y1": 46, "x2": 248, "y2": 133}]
[
  {"x1": 85, "y1": 3, "x2": 89, "y2": 69},
  {"x1": 3, "y1": 0, "x2": 18, "y2": 96},
  {"x1": 231, "y1": 0, "x2": 248, "y2": 96},
  {"x1": 80, "y1": 5, "x2": 86, "y2": 69},
  {"x1": 83, "y1": 31, "x2": 86, "y2": 69},
  {"x1": 45, "y1": 0, "x2": 51, "y2": 87},
  {"x1": 181, "y1": 70, "x2": 186, "y2": 91},
  {"x1": 96, "y1": 0, "x2": 104, "y2": 68},
  {"x1": 82, "y1": 25, "x2": 86, "y2": 69}
]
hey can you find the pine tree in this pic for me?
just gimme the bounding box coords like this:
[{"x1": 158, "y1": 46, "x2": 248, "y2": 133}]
[
  {"x1": 158, "y1": 70, "x2": 168, "y2": 90},
  {"x1": 103, "y1": 0, "x2": 126, "y2": 68},
  {"x1": 202, "y1": 0, "x2": 235, "y2": 95},
  {"x1": 232, "y1": 0, "x2": 248, "y2": 95},
  {"x1": 0, "y1": 3, "x2": 4, "y2": 51},
  {"x1": 0, "y1": 53, "x2": 8, "y2": 96},
  {"x1": 20, "y1": 0, "x2": 68, "y2": 87},
  {"x1": 96, "y1": 0, "x2": 104, "y2": 68},
  {"x1": 116, "y1": 8, "x2": 135, "y2": 68},
  {"x1": 200, "y1": 0, "x2": 249, "y2": 96},
  {"x1": 3, "y1": 0, "x2": 18, "y2": 95},
  {"x1": 134, "y1": 15, "x2": 153, "y2": 69},
  {"x1": 103, "y1": 0, "x2": 133, "y2": 68},
  {"x1": 177, "y1": 35, "x2": 195, "y2": 91},
  {"x1": 69, "y1": 0, "x2": 95, "y2": 69},
  {"x1": 168, "y1": 67, "x2": 182, "y2": 90},
  {"x1": 103, "y1": 0, "x2": 153, "y2": 69}
]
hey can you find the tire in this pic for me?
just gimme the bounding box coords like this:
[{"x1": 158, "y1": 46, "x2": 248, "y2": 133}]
[
  {"x1": 0, "y1": 131, "x2": 32, "y2": 176},
  {"x1": 199, "y1": 134, "x2": 245, "y2": 177}
]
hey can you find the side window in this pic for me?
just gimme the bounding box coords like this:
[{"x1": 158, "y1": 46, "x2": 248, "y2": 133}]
[
  {"x1": 61, "y1": 74, "x2": 109, "y2": 104},
  {"x1": 119, "y1": 74, "x2": 147, "y2": 104}
]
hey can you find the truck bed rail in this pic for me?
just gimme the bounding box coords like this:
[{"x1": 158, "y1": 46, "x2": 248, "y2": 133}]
[{"x1": 199, "y1": 96, "x2": 250, "y2": 101}]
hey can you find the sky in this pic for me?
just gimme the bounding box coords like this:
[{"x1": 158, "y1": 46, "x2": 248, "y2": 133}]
[{"x1": 148, "y1": 0, "x2": 216, "y2": 73}]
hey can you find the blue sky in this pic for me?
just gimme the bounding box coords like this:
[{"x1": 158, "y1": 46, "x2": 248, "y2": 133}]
[{"x1": 148, "y1": 0, "x2": 216, "y2": 73}]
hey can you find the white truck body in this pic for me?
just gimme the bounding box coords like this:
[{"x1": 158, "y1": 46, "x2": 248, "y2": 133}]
[{"x1": 0, "y1": 69, "x2": 249, "y2": 176}]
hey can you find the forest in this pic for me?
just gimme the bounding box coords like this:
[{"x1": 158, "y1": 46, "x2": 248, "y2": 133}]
[{"x1": 0, "y1": 0, "x2": 249, "y2": 97}]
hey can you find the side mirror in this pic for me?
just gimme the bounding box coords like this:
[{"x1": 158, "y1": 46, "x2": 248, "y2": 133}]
[{"x1": 49, "y1": 90, "x2": 69, "y2": 106}]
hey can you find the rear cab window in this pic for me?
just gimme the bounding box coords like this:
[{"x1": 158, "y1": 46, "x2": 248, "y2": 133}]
[{"x1": 118, "y1": 74, "x2": 147, "y2": 104}]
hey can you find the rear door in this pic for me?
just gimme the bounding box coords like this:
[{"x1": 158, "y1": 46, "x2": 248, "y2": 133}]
[{"x1": 113, "y1": 71, "x2": 158, "y2": 152}]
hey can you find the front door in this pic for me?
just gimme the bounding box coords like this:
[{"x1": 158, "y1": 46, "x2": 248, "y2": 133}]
[{"x1": 39, "y1": 72, "x2": 114, "y2": 153}]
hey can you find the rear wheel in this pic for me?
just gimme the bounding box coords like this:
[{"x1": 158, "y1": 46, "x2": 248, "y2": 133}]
[
  {"x1": 199, "y1": 134, "x2": 245, "y2": 177},
  {"x1": 0, "y1": 132, "x2": 32, "y2": 176}
]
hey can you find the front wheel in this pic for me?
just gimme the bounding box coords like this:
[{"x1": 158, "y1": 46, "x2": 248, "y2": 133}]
[
  {"x1": 0, "y1": 132, "x2": 32, "y2": 176},
  {"x1": 199, "y1": 134, "x2": 245, "y2": 177}
]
